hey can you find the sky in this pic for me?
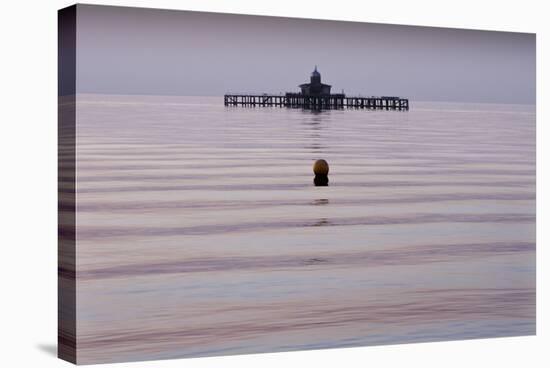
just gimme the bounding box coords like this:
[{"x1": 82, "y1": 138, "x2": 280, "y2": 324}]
[{"x1": 74, "y1": 4, "x2": 536, "y2": 104}]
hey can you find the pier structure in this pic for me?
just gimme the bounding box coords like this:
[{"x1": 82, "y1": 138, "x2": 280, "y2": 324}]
[
  {"x1": 224, "y1": 66, "x2": 409, "y2": 111},
  {"x1": 224, "y1": 94, "x2": 409, "y2": 110}
]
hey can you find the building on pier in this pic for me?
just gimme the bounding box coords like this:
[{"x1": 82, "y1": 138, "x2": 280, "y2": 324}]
[{"x1": 298, "y1": 66, "x2": 332, "y2": 96}]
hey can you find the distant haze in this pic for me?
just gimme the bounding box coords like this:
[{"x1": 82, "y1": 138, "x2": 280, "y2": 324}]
[{"x1": 75, "y1": 4, "x2": 535, "y2": 104}]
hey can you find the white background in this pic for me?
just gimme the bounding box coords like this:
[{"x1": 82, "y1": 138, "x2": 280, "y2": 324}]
[{"x1": 0, "y1": 0, "x2": 547, "y2": 367}]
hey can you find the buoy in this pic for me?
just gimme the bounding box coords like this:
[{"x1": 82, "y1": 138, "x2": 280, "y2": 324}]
[
  {"x1": 313, "y1": 159, "x2": 329, "y2": 186},
  {"x1": 313, "y1": 159, "x2": 329, "y2": 176}
]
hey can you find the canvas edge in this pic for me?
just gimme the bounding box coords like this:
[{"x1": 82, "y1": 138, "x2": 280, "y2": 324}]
[{"x1": 58, "y1": 3, "x2": 77, "y2": 365}]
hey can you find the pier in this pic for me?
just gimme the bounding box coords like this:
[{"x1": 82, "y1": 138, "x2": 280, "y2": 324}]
[
  {"x1": 224, "y1": 66, "x2": 409, "y2": 111},
  {"x1": 224, "y1": 93, "x2": 409, "y2": 110}
]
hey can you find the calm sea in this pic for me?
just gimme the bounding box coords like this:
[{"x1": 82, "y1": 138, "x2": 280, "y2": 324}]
[{"x1": 72, "y1": 94, "x2": 535, "y2": 364}]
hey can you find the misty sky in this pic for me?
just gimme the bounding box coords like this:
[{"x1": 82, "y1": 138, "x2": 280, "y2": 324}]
[{"x1": 75, "y1": 4, "x2": 536, "y2": 103}]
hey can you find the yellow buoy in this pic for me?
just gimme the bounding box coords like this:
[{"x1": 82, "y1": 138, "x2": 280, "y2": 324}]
[{"x1": 313, "y1": 159, "x2": 329, "y2": 176}]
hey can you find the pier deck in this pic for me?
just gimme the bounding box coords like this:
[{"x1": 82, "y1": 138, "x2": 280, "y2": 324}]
[{"x1": 224, "y1": 93, "x2": 409, "y2": 110}]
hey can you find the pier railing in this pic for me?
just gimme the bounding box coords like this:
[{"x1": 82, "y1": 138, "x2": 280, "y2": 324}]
[{"x1": 224, "y1": 93, "x2": 409, "y2": 110}]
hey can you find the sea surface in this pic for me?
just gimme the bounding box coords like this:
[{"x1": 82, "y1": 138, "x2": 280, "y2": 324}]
[{"x1": 72, "y1": 94, "x2": 535, "y2": 364}]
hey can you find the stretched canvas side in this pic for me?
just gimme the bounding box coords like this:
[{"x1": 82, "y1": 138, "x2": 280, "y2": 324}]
[{"x1": 58, "y1": 4, "x2": 77, "y2": 364}]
